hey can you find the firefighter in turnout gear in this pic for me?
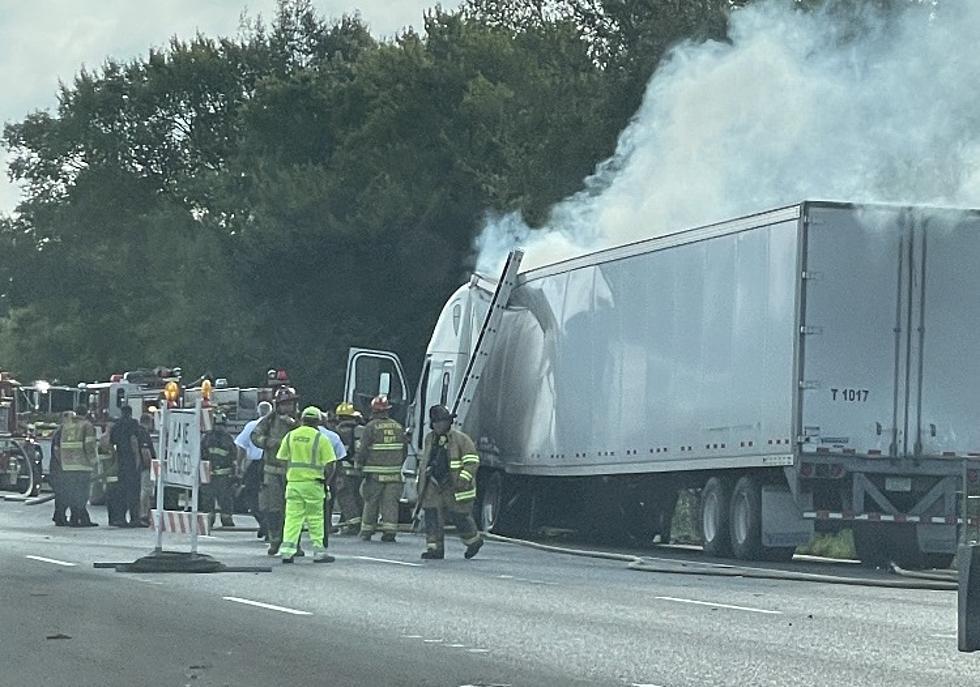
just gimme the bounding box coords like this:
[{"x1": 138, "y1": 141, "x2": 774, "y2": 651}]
[
  {"x1": 357, "y1": 395, "x2": 406, "y2": 542},
  {"x1": 333, "y1": 402, "x2": 364, "y2": 535},
  {"x1": 58, "y1": 405, "x2": 98, "y2": 527},
  {"x1": 417, "y1": 405, "x2": 483, "y2": 559},
  {"x1": 277, "y1": 406, "x2": 338, "y2": 563},
  {"x1": 251, "y1": 387, "x2": 298, "y2": 555},
  {"x1": 200, "y1": 412, "x2": 237, "y2": 529}
]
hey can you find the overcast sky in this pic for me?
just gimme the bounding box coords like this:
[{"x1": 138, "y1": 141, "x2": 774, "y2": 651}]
[{"x1": 0, "y1": 0, "x2": 443, "y2": 215}]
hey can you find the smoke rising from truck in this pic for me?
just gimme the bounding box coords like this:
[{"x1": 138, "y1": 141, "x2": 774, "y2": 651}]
[{"x1": 475, "y1": 0, "x2": 980, "y2": 273}]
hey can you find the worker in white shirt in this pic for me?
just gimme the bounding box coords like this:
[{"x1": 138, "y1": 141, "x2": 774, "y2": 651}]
[{"x1": 235, "y1": 401, "x2": 272, "y2": 538}]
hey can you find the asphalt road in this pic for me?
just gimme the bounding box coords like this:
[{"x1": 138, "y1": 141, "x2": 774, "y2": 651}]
[{"x1": 1, "y1": 500, "x2": 977, "y2": 687}]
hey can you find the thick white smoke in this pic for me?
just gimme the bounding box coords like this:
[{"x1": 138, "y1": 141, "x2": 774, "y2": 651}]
[{"x1": 475, "y1": 0, "x2": 980, "y2": 273}]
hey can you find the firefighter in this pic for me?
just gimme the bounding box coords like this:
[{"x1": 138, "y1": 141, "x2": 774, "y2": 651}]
[
  {"x1": 357, "y1": 395, "x2": 406, "y2": 542},
  {"x1": 277, "y1": 405, "x2": 337, "y2": 563},
  {"x1": 235, "y1": 400, "x2": 273, "y2": 537},
  {"x1": 332, "y1": 402, "x2": 364, "y2": 535},
  {"x1": 417, "y1": 405, "x2": 483, "y2": 559},
  {"x1": 201, "y1": 411, "x2": 238, "y2": 528},
  {"x1": 108, "y1": 406, "x2": 142, "y2": 527},
  {"x1": 251, "y1": 387, "x2": 298, "y2": 555},
  {"x1": 58, "y1": 404, "x2": 98, "y2": 527}
]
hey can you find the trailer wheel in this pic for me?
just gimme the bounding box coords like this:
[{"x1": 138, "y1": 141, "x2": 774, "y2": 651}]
[
  {"x1": 729, "y1": 476, "x2": 762, "y2": 560},
  {"x1": 479, "y1": 471, "x2": 504, "y2": 532},
  {"x1": 700, "y1": 476, "x2": 732, "y2": 557}
]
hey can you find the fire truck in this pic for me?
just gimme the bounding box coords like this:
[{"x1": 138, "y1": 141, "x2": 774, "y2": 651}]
[{"x1": 0, "y1": 370, "x2": 42, "y2": 496}]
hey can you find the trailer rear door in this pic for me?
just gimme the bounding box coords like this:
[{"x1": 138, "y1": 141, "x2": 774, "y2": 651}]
[
  {"x1": 914, "y1": 212, "x2": 980, "y2": 457},
  {"x1": 798, "y1": 205, "x2": 908, "y2": 457}
]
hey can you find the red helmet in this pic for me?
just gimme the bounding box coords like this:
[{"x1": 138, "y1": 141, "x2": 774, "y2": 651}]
[{"x1": 371, "y1": 395, "x2": 392, "y2": 412}]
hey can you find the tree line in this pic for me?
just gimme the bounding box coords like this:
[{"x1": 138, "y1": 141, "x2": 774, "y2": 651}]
[{"x1": 0, "y1": 0, "x2": 917, "y2": 404}]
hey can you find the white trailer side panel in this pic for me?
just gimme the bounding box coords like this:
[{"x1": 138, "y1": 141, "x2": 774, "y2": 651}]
[{"x1": 469, "y1": 211, "x2": 801, "y2": 476}]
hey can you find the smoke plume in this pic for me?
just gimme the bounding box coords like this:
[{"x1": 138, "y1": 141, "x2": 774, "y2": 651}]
[{"x1": 475, "y1": 0, "x2": 980, "y2": 273}]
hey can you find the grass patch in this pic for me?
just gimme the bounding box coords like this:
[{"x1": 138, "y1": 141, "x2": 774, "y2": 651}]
[{"x1": 796, "y1": 529, "x2": 856, "y2": 559}]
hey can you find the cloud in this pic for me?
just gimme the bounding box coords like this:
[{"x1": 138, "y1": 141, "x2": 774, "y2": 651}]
[{"x1": 0, "y1": 0, "x2": 445, "y2": 215}]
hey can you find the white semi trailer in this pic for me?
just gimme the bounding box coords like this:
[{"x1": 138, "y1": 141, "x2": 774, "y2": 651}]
[{"x1": 345, "y1": 201, "x2": 980, "y2": 568}]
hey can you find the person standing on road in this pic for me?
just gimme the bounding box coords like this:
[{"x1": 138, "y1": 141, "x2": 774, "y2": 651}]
[
  {"x1": 332, "y1": 402, "x2": 363, "y2": 535},
  {"x1": 136, "y1": 413, "x2": 156, "y2": 527},
  {"x1": 201, "y1": 412, "x2": 238, "y2": 529},
  {"x1": 50, "y1": 421, "x2": 66, "y2": 526},
  {"x1": 252, "y1": 388, "x2": 298, "y2": 555},
  {"x1": 317, "y1": 413, "x2": 347, "y2": 544},
  {"x1": 58, "y1": 404, "x2": 98, "y2": 527},
  {"x1": 357, "y1": 395, "x2": 406, "y2": 543},
  {"x1": 235, "y1": 400, "x2": 272, "y2": 537},
  {"x1": 108, "y1": 406, "x2": 142, "y2": 527},
  {"x1": 277, "y1": 405, "x2": 338, "y2": 564},
  {"x1": 417, "y1": 405, "x2": 483, "y2": 560}
]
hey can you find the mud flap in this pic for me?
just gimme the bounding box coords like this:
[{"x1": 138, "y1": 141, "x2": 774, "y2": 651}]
[
  {"x1": 917, "y1": 523, "x2": 957, "y2": 554},
  {"x1": 761, "y1": 485, "x2": 813, "y2": 548},
  {"x1": 959, "y1": 544, "x2": 980, "y2": 652}
]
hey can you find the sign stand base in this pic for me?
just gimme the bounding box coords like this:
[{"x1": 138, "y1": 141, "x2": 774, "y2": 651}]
[{"x1": 95, "y1": 550, "x2": 272, "y2": 574}]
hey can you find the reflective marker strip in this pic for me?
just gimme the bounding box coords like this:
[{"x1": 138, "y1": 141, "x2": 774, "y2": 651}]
[
  {"x1": 803, "y1": 510, "x2": 975, "y2": 525},
  {"x1": 25, "y1": 555, "x2": 76, "y2": 567},
  {"x1": 655, "y1": 596, "x2": 782, "y2": 615},
  {"x1": 222, "y1": 597, "x2": 312, "y2": 616},
  {"x1": 151, "y1": 509, "x2": 211, "y2": 535}
]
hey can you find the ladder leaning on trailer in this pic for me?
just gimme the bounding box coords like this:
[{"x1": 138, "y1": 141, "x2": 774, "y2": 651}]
[{"x1": 450, "y1": 250, "x2": 524, "y2": 430}]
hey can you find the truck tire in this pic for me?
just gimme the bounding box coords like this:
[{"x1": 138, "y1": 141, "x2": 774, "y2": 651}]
[
  {"x1": 730, "y1": 476, "x2": 762, "y2": 560},
  {"x1": 853, "y1": 524, "x2": 889, "y2": 568},
  {"x1": 479, "y1": 471, "x2": 504, "y2": 533},
  {"x1": 700, "y1": 476, "x2": 732, "y2": 557}
]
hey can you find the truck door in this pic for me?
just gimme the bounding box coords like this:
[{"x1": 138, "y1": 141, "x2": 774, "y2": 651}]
[
  {"x1": 798, "y1": 205, "x2": 909, "y2": 456},
  {"x1": 914, "y1": 212, "x2": 980, "y2": 457},
  {"x1": 343, "y1": 348, "x2": 410, "y2": 426}
]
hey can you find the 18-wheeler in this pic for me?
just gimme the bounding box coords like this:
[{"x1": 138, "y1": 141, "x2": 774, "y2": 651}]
[{"x1": 344, "y1": 201, "x2": 980, "y2": 568}]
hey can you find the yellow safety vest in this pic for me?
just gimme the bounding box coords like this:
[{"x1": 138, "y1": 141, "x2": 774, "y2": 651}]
[{"x1": 276, "y1": 425, "x2": 337, "y2": 482}]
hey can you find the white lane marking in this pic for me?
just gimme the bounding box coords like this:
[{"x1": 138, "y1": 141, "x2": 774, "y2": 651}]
[
  {"x1": 200, "y1": 535, "x2": 218, "y2": 539},
  {"x1": 222, "y1": 596, "x2": 312, "y2": 616},
  {"x1": 931, "y1": 633, "x2": 957, "y2": 640},
  {"x1": 447, "y1": 643, "x2": 466, "y2": 648},
  {"x1": 655, "y1": 595, "x2": 782, "y2": 615},
  {"x1": 423, "y1": 638, "x2": 443, "y2": 643},
  {"x1": 402, "y1": 634, "x2": 423, "y2": 639},
  {"x1": 467, "y1": 648, "x2": 490, "y2": 653},
  {"x1": 354, "y1": 555, "x2": 423, "y2": 568},
  {"x1": 497, "y1": 574, "x2": 515, "y2": 579},
  {"x1": 25, "y1": 555, "x2": 76, "y2": 567},
  {"x1": 122, "y1": 576, "x2": 164, "y2": 586},
  {"x1": 632, "y1": 683, "x2": 664, "y2": 687}
]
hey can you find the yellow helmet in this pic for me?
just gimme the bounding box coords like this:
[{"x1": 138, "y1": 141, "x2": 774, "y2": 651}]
[{"x1": 335, "y1": 401, "x2": 356, "y2": 418}]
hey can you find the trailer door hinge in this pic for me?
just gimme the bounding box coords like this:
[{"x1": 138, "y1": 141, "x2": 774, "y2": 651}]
[
  {"x1": 800, "y1": 325, "x2": 824, "y2": 335},
  {"x1": 799, "y1": 380, "x2": 822, "y2": 390},
  {"x1": 802, "y1": 270, "x2": 823, "y2": 281}
]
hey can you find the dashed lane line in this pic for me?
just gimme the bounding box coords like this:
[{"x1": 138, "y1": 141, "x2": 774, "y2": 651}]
[
  {"x1": 222, "y1": 596, "x2": 312, "y2": 616},
  {"x1": 25, "y1": 555, "x2": 76, "y2": 567},
  {"x1": 353, "y1": 555, "x2": 423, "y2": 568},
  {"x1": 655, "y1": 595, "x2": 782, "y2": 615}
]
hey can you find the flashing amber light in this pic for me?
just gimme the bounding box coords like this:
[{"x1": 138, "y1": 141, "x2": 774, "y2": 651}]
[
  {"x1": 201, "y1": 379, "x2": 213, "y2": 400},
  {"x1": 277, "y1": 369, "x2": 288, "y2": 381},
  {"x1": 163, "y1": 381, "x2": 180, "y2": 404}
]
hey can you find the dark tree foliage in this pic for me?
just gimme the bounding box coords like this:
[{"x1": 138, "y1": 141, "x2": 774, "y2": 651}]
[{"x1": 0, "y1": 0, "x2": 921, "y2": 403}]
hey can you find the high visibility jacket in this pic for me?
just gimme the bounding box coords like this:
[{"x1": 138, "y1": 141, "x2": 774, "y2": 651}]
[
  {"x1": 59, "y1": 415, "x2": 97, "y2": 472},
  {"x1": 418, "y1": 429, "x2": 480, "y2": 503},
  {"x1": 202, "y1": 429, "x2": 236, "y2": 476},
  {"x1": 252, "y1": 414, "x2": 296, "y2": 476},
  {"x1": 276, "y1": 425, "x2": 337, "y2": 482},
  {"x1": 357, "y1": 417, "x2": 406, "y2": 481}
]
